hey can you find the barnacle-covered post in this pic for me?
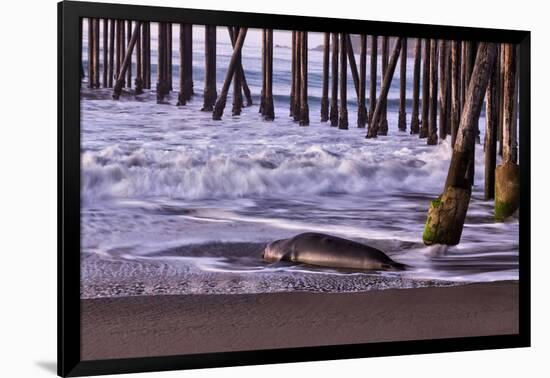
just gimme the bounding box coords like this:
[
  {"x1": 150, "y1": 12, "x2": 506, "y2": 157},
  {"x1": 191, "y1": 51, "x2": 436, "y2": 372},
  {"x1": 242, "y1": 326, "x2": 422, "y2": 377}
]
[
  {"x1": 495, "y1": 43, "x2": 520, "y2": 221},
  {"x1": 422, "y1": 42, "x2": 497, "y2": 245}
]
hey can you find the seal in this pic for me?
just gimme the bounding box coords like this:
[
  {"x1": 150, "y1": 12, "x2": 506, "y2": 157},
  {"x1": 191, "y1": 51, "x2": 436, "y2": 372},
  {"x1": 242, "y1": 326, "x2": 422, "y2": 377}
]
[{"x1": 263, "y1": 232, "x2": 406, "y2": 271}]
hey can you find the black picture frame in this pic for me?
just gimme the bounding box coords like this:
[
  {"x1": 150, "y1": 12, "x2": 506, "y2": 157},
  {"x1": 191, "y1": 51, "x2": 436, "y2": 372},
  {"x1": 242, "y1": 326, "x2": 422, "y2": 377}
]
[{"x1": 58, "y1": 1, "x2": 531, "y2": 376}]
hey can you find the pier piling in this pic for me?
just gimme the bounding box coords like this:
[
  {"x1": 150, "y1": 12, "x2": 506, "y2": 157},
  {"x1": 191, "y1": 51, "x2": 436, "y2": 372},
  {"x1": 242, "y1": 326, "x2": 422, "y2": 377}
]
[
  {"x1": 438, "y1": 40, "x2": 449, "y2": 140},
  {"x1": 484, "y1": 50, "x2": 498, "y2": 200},
  {"x1": 378, "y1": 36, "x2": 389, "y2": 135},
  {"x1": 346, "y1": 34, "x2": 360, "y2": 99},
  {"x1": 398, "y1": 37, "x2": 408, "y2": 132},
  {"x1": 427, "y1": 39, "x2": 439, "y2": 145},
  {"x1": 321, "y1": 33, "x2": 330, "y2": 122},
  {"x1": 113, "y1": 22, "x2": 142, "y2": 99},
  {"x1": 135, "y1": 20, "x2": 143, "y2": 94},
  {"x1": 263, "y1": 29, "x2": 275, "y2": 121},
  {"x1": 228, "y1": 26, "x2": 253, "y2": 107},
  {"x1": 127, "y1": 21, "x2": 132, "y2": 88},
  {"x1": 202, "y1": 25, "x2": 217, "y2": 111},
  {"x1": 420, "y1": 39, "x2": 430, "y2": 138},
  {"x1": 338, "y1": 32, "x2": 348, "y2": 130},
  {"x1": 357, "y1": 34, "x2": 368, "y2": 128},
  {"x1": 423, "y1": 42, "x2": 497, "y2": 245},
  {"x1": 410, "y1": 38, "x2": 421, "y2": 134},
  {"x1": 299, "y1": 31, "x2": 309, "y2": 126},
  {"x1": 450, "y1": 40, "x2": 460, "y2": 147},
  {"x1": 368, "y1": 36, "x2": 377, "y2": 127},
  {"x1": 495, "y1": 43, "x2": 519, "y2": 221},
  {"x1": 103, "y1": 19, "x2": 108, "y2": 87},
  {"x1": 329, "y1": 32, "x2": 339, "y2": 127},
  {"x1": 366, "y1": 38, "x2": 404, "y2": 138},
  {"x1": 212, "y1": 27, "x2": 248, "y2": 120}
]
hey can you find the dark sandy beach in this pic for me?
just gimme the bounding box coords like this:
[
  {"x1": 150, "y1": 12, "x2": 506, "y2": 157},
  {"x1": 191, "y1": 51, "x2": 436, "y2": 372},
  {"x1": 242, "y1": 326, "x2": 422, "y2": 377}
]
[{"x1": 81, "y1": 281, "x2": 518, "y2": 360}]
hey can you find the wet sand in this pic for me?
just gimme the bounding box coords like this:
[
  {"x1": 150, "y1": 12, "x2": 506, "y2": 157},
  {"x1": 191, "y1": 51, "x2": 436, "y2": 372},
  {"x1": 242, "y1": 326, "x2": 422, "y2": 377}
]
[{"x1": 81, "y1": 281, "x2": 518, "y2": 360}]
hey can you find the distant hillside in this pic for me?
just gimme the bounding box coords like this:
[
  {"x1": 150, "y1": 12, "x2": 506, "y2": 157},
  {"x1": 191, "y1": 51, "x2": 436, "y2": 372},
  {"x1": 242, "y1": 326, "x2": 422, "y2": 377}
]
[{"x1": 311, "y1": 35, "x2": 417, "y2": 58}]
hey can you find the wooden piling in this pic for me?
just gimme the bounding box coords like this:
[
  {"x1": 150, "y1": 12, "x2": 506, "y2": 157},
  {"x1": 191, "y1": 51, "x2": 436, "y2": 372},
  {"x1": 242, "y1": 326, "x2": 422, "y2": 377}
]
[
  {"x1": 498, "y1": 45, "x2": 505, "y2": 157},
  {"x1": 398, "y1": 37, "x2": 408, "y2": 131},
  {"x1": 167, "y1": 23, "x2": 172, "y2": 91},
  {"x1": 329, "y1": 32, "x2": 339, "y2": 127},
  {"x1": 299, "y1": 31, "x2": 309, "y2": 126},
  {"x1": 232, "y1": 27, "x2": 244, "y2": 116},
  {"x1": 264, "y1": 29, "x2": 275, "y2": 121},
  {"x1": 438, "y1": 40, "x2": 448, "y2": 140},
  {"x1": 495, "y1": 43, "x2": 519, "y2": 221},
  {"x1": 484, "y1": 49, "x2": 498, "y2": 200},
  {"x1": 212, "y1": 28, "x2": 248, "y2": 120},
  {"x1": 460, "y1": 41, "x2": 467, "y2": 112},
  {"x1": 422, "y1": 42, "x2": 497, "y2": 245},
  {"x1": 177, "y1": 23, "x2": 187, "y2": 105},
  {"x1": 378, "y1": 36, "x2": 389, "y2": 135},
  {"x1": 501, "y1": 44, "x2": 519, "y2": 164},
  {"x1": 419, "y1": 38, "x2": 430, "y2": 138},
  {"x1": 103, "y1": 19, "x2": 108, "y2": 87},
  {"x1": 368, "y1": 36, "x2": 377, "y2": 127},
  {"x1": 445, "y1": 49, "x2": 452, "y2": 136},
  {"x1": 202, "y1": 25, "x2": 217, "y2": 111},
  {"x1": 87, "y1": 18, "x2": 93, "y2": 88},
  {"x1": 228, "y1": 26, "x2": 253, "y2": 107},
  {"x1": 177, "y1": 24, "x2": 194, "y2": 104},
  {"x1": 346, "y1": 34, "x2": 360, "y2": 99},
  {"x1": 127, "y1": 21, "x2": 132, "y2": 88},
  {"x1": 93, "y1": 18, "x2": 100, "y2": 88},
  {"x1": 80, "y1": 18, "x2": 84, "y2": 84},
  {"x1": 113, "y1": 21, "x2": 142, "y2": 99},
  {"x1": 145, "y1": 22, "x2": 151, "y2": 89},
  {"x1": 321, "y1": 33, "x2": 330, "y2": 122},
  {"x1": 293, "y1": 31, "x2": 302, "y2": 122},
  {"x1": 338, "y1": 32, "x2": 348, "y2": 130},
  {"x1": 120, "y1": 20, "x2": 126, "y2": 83},
  {"x1": 156, "y1": 22, "x2": 168, "y2": 102},
  {"x1": 115, "y1": 20, "x2": 122, "y2": 84},
  {"x1": 290, "y1": 31, "x2": 296, "y2": 117},
  {"x1": 357, "y1": 34, "x2": 368, "y2": 128},
  {"x1": 410, "y1": 38, "x2": 421, "y2": 134},
  {"x1": 450, "y1": 40, "x2": 460, "y2": 147},
  {"x1": 135, "y1": 20, "x2": 143, "y2": 95},
  {"x1": 427, "y1": 39, "x2": 439, "y2": 145},
  {"x1": 108, "y1": 19, "x2": 114, "y2": 87},
  {"x1": 184, "y1": 24, "x2": 193, "y2": 97},
  {"x1": 260, "y1": 29, "x2": 267, "y2": 115},
  {"x1": 472, "y1": 43, "x2": 481, "y2": 144},
  {"x1": 366, "y1": 38, "x2": 404, "y2": 138}
]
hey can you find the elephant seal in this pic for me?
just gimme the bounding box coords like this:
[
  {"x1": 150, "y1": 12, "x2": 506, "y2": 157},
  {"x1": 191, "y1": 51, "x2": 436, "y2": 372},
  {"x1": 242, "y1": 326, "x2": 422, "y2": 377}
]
[{"x1": 263, "y1": 232, "x2": 406, "y2": 271}]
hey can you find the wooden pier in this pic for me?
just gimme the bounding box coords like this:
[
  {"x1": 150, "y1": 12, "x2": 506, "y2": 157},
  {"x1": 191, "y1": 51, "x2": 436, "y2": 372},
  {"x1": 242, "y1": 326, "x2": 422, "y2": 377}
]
[{"x1": 81, "y1": 19, "x2": 520, "y2": 244}]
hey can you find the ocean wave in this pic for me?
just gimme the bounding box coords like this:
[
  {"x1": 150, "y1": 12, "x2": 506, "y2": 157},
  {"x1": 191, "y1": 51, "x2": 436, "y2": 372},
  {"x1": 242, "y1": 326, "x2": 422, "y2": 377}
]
[{"x1": 81, "y1": 140, "x2": 455, "y2": 203}]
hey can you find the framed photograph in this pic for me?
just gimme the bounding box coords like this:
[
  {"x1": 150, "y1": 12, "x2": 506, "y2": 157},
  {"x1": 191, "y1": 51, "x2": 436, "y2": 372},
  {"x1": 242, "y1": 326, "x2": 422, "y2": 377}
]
[{"x1": 58, "y1": 1, "x2": 530, "y2": 376}]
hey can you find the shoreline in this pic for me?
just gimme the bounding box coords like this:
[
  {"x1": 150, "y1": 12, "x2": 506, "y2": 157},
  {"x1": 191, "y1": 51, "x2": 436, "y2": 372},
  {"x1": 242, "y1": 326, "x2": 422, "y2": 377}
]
[{"x1": 81, "y1": 281, "x2": 518, "y2": 360}]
